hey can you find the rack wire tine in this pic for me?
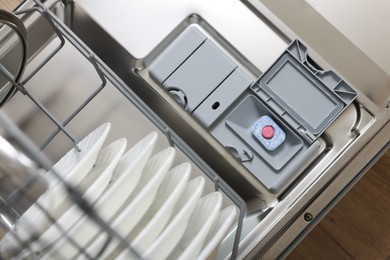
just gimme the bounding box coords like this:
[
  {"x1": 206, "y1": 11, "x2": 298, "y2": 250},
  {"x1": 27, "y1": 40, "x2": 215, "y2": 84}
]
[
  {"x1": 0, "y1": 199, "x2": 19, "y2": 230},
  {"x1": 0, "y1": 221, "x2": 35, "y2": 259},
  {"x1": 3, "y1": 200, "x2": 95, "y2": 260},
  {"x1": 24, "y1": 90, "x2": 81, "y2": 151},
  {"x1": 0, "y1": 64, "x2": 81, "y2": 150},
  {"x1": 88, "y1": 54, "x2": 107, "y2": 86},
  {"x1": 14, "y1": 8, "x2": 66, "y2": 85},
  {"x1": 94, "y1": 235, "x2": 112, "y2": 259},
  {"x1": 40, "y1": 57, "x2": 107, "y2": 150},
  {"x1": 3, "y1": 181, "x2": 94, "y2": 259},
  {"x1": 64, "y1": 182, "x2": 142, "y2": 259}
]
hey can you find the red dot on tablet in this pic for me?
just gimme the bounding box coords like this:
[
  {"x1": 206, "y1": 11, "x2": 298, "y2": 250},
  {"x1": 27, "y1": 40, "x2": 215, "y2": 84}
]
[{"x1": 262, "y1": 125, "x2": 275, "y2": 139}]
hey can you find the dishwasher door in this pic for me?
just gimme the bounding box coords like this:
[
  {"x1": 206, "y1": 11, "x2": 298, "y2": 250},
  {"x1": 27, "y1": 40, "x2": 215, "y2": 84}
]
[{"x1": 3, "y1": 0, "x2": 390, "y2": 259}]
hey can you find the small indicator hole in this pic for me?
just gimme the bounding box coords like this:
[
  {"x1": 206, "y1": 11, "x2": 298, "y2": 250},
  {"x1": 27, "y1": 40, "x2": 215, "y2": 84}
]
[{"x1": 212, "y1": 102, "x2": 220, "y2": 110}]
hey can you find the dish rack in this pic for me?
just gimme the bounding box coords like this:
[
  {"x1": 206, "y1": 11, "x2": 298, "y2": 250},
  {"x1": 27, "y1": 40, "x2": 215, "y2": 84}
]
[{"x1": 0, "y1": 0, "x2": 246, "y2": 259}]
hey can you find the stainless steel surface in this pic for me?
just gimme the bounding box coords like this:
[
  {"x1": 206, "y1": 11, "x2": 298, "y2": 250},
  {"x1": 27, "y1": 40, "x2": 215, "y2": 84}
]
[
  {"x1": 306, "y1": 0, "x2": 390, "y2": 76},
  {"x1": 2, "y1": 0, "x2": 390, "y2": 258},
  {"x1": 74, "y1": 0, "x2": 287, "y2": 73},
  {"x1": 63, "y1": 0, "x2": 390, "y2": 258}
]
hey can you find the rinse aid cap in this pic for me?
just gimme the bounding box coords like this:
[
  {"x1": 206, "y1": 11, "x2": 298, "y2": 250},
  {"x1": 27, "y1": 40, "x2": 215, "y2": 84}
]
[{"x1": 251, "y1": 115, "x2": 286, "y2": 151}]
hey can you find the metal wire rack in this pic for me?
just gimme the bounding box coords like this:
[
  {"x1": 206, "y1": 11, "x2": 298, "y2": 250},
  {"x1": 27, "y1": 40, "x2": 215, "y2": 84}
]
[{"x1": 0, "y1": 0, "x2": 246, "y2": 259}]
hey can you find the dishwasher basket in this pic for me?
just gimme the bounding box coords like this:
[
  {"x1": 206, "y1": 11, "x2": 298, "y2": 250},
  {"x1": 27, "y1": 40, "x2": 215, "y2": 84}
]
[{"x1": 0, "y1": 1, "x2": 245, "y2": 259}]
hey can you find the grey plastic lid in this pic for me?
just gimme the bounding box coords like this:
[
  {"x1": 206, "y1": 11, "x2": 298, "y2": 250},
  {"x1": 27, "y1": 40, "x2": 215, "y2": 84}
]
[{"x1": 252, "y1": 40, "x2": 358, "y2": 143}]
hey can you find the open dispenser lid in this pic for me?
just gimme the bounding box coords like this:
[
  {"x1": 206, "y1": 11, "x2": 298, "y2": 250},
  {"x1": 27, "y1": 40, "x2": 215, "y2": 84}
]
[{"x1": 252, "y1": 40, "x2": 358, "y2": 143}]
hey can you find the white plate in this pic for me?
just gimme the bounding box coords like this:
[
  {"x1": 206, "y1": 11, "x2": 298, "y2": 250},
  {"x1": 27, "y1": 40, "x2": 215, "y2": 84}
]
[
  {"x1": 0, "y1": 123, "x2": 111, "y2": 258},
  {"x1": 114, "y1": 162, "x2": 191, "y2": 259},
  {"x1": 81, "y1": 147, "x2": 176, "y2": 259},
  {"x1": 197, "y1": 206, "x2": 238, "y2": 260},
  {"x1": 170, "y1": 191, "x2": 223, "y2": 260},
  {"x1": 130, "y1": 163, "x2": 191, "y2": 253},
  {"x1": 141, "y1": 176, "x2": 206, "y2": 260},
  {"x1": 43, "y1": 132, "x2": 158, "y2": 259},
  {"x1": 15, "y1": 138, "x2": 127, "y2": 259},
  {"x1": 48, "y1": 122, "x2": 111, "y2": 187}
]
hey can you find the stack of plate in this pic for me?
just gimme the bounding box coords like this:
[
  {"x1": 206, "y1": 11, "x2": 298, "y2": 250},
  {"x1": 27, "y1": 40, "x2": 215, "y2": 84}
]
[{"x1": 0, "y1": 123, "x2": 237, "y2": 260}]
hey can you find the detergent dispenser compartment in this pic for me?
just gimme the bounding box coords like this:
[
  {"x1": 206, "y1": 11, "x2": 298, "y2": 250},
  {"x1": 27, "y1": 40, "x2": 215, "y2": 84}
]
[{"x1": 149, "y1": 25, "x2": 357, "y2": 194}]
